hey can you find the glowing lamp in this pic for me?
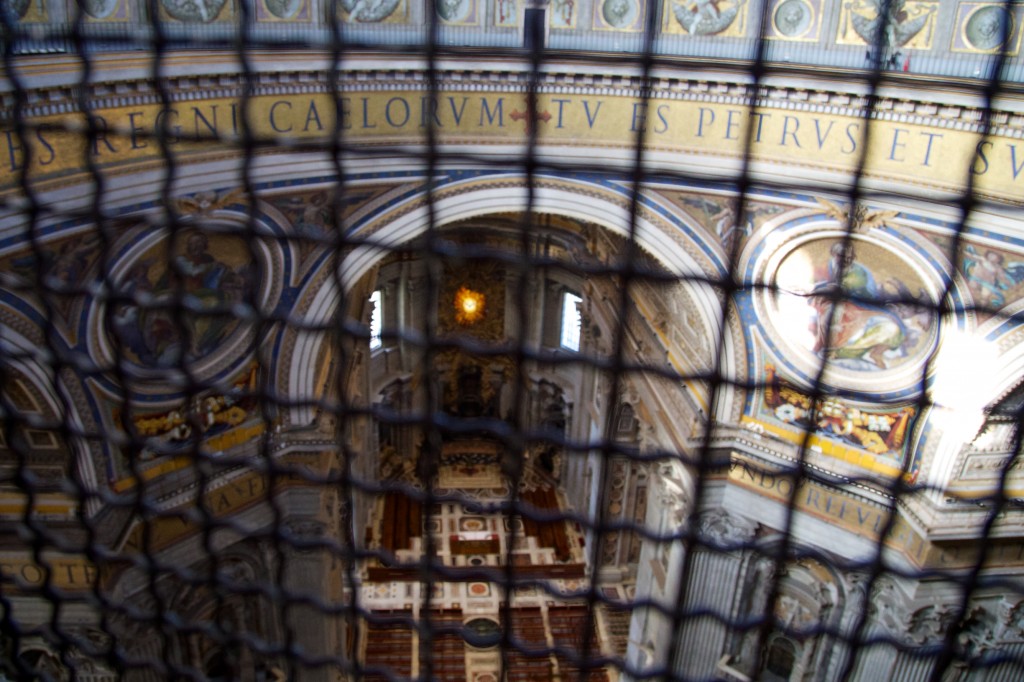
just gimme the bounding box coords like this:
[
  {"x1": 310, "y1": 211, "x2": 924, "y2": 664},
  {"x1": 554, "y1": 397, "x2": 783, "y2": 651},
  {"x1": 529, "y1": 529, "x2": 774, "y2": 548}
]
[{"x1": 455, "y1": 286, "x2": 485, "y2": 325}]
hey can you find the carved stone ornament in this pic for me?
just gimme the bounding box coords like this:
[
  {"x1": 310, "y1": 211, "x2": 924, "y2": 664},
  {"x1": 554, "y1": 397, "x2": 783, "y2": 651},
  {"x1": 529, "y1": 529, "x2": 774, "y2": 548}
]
[
  {"x1": 845, "y1": 572, "x2": 908, "y2": 638},
  {"x1": 671, "y1": 0, "x2": 747, "y2": 36},
  {"x1": 697, "y1": 508, "x2": 756, "y2": 546},
  {"x1": 342, "y1": 0, "x2": 402, "y2": 22},
  {"x1": 219, "y1": 557, "x2": 257, "y2": 586},
  {"x1": 656, "y1": 464, "x2": 690, "y2": 528},
  {"x1": 265, "y1": 0, "x2": 303, "y2": 19},
  {"x1": 82, "y1": 0, "x2": 120, "y2": 19},
  {"x1": 284, "y1": 519, "x2": 327, "y2": 542},
  {"x1": 906, "y1": 604, "x2": 958, "y2": 645},
  {"x1": 776, "y1": 594, "x2": 814, "y2": 629},
  {"x1": 959, "y1": 605, "x2": 999, "y2": 658},
  {"x1": 1004, "y1": 600, "x2": 1024, "y2": 640},
  {"x1": 161, "y1": 0, "x2": 229, "y2": 24}
]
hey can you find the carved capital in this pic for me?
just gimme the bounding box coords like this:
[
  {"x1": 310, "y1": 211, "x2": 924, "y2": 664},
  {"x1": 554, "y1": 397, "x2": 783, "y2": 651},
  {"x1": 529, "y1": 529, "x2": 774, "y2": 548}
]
[
  {"x1": 697, "y1": 508, "x2": 756, "y2": 546},
  {"x1": 959, "y1": 605, "x2": 999, "y2": 658},
  {"x1": 905, "y1": 604, "x2": 958, "y2": 646}
]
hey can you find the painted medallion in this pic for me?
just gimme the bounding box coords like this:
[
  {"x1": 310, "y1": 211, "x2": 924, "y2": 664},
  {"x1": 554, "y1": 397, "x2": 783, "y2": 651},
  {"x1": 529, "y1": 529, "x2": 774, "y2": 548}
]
[
  {"x1": 772, "y1": 238, "x2": 935, "y2": 374},
  {"x1": 106, "y1": 229, "x2": 256, "y2": 370}
]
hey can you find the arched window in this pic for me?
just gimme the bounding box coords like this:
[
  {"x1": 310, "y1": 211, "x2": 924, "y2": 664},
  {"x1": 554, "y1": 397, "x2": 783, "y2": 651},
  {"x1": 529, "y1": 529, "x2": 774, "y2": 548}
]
[
  {"x1": 369, "y1": 289, "x2": 382, "y2": 350},
  {"x1": 560, "y1": 291, "x2": 582, "y2": 351}
]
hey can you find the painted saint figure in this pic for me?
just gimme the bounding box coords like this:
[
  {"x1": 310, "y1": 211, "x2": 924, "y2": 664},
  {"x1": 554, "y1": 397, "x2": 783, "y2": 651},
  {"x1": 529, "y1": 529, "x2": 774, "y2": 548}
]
[
  {"x1": 809, "y1": 243, "x2": 910, "y2": 369},
  {"x1": 963, "y1": 245, "x2": 1024, "y2": 310},
  {"x1": 110, "y1": 231, "x2": 253, "y2": 367}
]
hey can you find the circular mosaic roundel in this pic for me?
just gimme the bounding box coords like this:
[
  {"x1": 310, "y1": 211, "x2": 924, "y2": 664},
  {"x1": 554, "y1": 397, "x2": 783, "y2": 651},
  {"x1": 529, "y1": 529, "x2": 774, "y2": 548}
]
[
  {"x1": 93, "y1": 226, "x2": 275, "y2": 392},
  {"x1": 767, "y1": 236, "x2": 938, "y2": 390}
]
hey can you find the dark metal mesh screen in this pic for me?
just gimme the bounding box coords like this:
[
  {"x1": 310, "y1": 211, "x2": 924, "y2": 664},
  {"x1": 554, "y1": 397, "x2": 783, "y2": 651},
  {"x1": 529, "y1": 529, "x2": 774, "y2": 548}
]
[{"x1": 2, "y1": 1, "x2": 1024, "y2": 681}]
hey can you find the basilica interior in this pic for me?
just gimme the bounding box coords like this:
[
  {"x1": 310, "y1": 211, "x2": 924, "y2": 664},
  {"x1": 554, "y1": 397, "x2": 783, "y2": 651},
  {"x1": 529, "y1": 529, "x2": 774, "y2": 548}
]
[{"x1": 3, "y1": 1, "x2": 1024, "y2": 681}]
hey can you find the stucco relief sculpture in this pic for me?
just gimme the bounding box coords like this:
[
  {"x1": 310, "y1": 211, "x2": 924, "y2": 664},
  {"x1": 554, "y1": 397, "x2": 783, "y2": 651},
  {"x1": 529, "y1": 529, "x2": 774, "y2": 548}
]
[
  {"x1": 697, "y1": 508, "x2": 756, "y2": 546},
  {"x1": 341, "y1": 0, "x2": 403, "y2": 22},
  {"x1": 964, "y1": 4, "x2": 1014, "y2": 51},
  {"x1": 82, "y1": 0, "x2": 121, "y2": 18},
  {"x1": 906, "y1": 604, "x2": 958, "y2": 645},
  {"x1": 437, "y1": 0, "x2": 474, "y2": 23},
  {"x1": 264, "y1": 0, "x2": 304, "y2": 19},
  {"x1": 838, "y1": 0, "x2": 937, "y2": 50},
  {"x1": 161, "y1": 0, "x2": 229, "y2": 22},
  {"x1": 773, "y1": 0, "x2": 813, "y2": 38},
  {"x1": 669, "y1": 0, "x2": 747, "y2": 36},
  {"x1": 600, "y1": 0, "x2": 638, "y2": 28}
]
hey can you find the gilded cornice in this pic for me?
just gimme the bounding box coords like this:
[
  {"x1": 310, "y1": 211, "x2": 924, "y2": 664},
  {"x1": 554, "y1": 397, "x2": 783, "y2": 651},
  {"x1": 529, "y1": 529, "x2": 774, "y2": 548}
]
[{"x1": 4, "y1": 63, "x2": 1024, "y2": 135}]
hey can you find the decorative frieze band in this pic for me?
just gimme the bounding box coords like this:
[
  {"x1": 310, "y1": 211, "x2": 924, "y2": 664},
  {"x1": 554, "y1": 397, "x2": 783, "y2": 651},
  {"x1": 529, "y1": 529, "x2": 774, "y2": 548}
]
[{"x1": 4, "y1": 67, "x2": 1021, "y2": 139}]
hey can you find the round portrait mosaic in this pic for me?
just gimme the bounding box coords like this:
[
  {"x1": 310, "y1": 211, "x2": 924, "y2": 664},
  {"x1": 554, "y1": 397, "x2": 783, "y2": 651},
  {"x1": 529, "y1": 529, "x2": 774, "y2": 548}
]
[
  {"x1": 765, "y1": 236, "x2": 939, "y2": 392},
  {"x1": 91, "y1": 226, "x2": 277, "y2": 390}
]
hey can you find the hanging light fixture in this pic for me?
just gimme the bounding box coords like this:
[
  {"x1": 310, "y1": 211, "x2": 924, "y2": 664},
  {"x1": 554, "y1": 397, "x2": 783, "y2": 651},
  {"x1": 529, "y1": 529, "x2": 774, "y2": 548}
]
[{"x1": 454, "y1": 286, "x2": 486, "y2": 325}]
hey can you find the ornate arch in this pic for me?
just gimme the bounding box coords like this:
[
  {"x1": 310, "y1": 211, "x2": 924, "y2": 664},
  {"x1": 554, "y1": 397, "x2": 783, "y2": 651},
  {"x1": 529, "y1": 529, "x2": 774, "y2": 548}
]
[{"x1": 282, "y1": 173, "x2": 726, "y2": 427}]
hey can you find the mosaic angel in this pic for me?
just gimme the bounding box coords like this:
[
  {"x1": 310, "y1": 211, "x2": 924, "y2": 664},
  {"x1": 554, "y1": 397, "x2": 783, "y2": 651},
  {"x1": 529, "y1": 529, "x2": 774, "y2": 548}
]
[{"x1": 963, "y1": 245, "x2": 1024, "y2": 310}]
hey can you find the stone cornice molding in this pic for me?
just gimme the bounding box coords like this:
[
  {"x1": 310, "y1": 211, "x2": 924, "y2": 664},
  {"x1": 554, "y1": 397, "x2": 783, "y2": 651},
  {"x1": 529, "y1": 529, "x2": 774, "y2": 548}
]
[{"x1": 5, "y1": 66, "x2": 1024, "y2": 138}]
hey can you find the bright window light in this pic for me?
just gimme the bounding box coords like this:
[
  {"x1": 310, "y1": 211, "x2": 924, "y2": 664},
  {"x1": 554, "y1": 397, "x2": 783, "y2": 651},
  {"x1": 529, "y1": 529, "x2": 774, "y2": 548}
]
[
  {"x1": 369, "y1": 290, "x2": 382, "y2": 350},
  {"x1": 560, "y1": 292, "x2": 582, "y2": 351}
]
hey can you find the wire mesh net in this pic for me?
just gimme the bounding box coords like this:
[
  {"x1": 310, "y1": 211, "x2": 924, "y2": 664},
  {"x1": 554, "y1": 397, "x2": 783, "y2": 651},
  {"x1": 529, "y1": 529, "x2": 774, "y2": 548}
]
[{"x1": 2, "y1": 1, "x2": 1024, "y2": 681}]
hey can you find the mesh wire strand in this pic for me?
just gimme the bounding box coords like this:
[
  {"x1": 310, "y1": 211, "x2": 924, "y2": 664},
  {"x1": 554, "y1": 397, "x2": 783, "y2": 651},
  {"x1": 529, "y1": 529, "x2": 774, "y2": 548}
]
[{"x1": 1, "y1": 1, "x2": 1023, "y2": 681}]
